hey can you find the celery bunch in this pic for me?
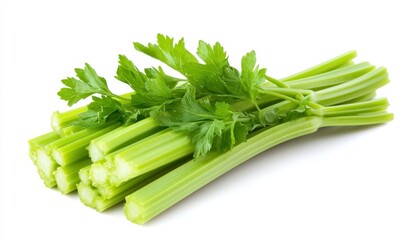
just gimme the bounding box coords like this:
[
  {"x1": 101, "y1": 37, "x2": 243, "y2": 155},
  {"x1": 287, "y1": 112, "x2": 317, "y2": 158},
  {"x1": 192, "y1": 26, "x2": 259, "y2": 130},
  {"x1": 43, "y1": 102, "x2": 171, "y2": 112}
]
[{"x1": 29, "y1": 34, "x2": 393, "y2": 224}]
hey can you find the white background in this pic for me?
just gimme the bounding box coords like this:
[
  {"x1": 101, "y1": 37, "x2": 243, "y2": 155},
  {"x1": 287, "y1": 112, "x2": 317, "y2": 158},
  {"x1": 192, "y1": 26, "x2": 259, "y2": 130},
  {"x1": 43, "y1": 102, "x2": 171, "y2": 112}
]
[{"x1": 1, "y1": 0, "x2": 414, "y2": 239}]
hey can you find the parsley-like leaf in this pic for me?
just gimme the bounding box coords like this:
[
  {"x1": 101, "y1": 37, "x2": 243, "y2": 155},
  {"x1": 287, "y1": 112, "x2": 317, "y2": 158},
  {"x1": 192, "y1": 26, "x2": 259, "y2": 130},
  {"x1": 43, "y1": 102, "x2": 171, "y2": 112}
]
[
  {"x1": 184, "y1": 42, "x2": 265, "y2": 105},
  {"x1": 196, "y1": 41, "x2": 229, "y2": 71},
  {"x1": 115, "y1": 54, "x2": 181, "y2": 115},
  {"x1": 134, "y1": 34, "x2": 198, "y2": 75},
  {"x1": 74, "y1": 96, "x2": 123, "y2": 127},
  {"x1": 58, "y1": 63, "x2": 115, "y2": 106},
  {"x1": 184, "y1": 41, "x2": 245, "y2": 99},
  {"x1": 116, "y1": 54, "x2": 146, "y2": 92},
  {"x1": 241, "y1": 51, "x2": 266, "y2": 102},
  {"x1": 74, "y1": 96, "x2": 142, "y2": 128}
]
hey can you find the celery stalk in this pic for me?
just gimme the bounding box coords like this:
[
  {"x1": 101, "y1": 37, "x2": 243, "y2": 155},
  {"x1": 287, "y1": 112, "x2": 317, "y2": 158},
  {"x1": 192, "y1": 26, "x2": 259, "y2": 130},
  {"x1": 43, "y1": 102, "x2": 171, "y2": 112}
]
[
  {"x1": 111, "y1": 131, "x2": 193, "y2": 186},
  {"x1": 124, "y1": 113, "x2": 393, "y2": 224},
  {"x1": 89, "y1": 130, "x2": 171, "y2": 187},
  {"x1": 286, "y1": 62, "x2": 375, "y2": 90},
  {"x1": 51, "y1": 123, "x2": 121, "y2": 166},
  {"x1": 29, "y1": 132, "x2": 60, "y2": 163},
  {"x1": 59, "y1": 125, "x2": 84, "y2": 137},
  {"x1": 36, "y1": 148, "x2": 59, "y2": 187},
  {"x1": 77, "y1": 182, "x2": 99, "y2": 208},
  {"x1": 51, "y1": 107, "x2": 87, "y2": 134},
  {"x1": 315, "y1": 67, "x2": 389, "y2": 106},
  {"x1": 320, "y1": 98, "x2": 389, "y2": 117},
  {"x1": 79, "y1": 158, "x2": 190, "y2": 211},
  {"x1": 342, "y1": 92, "x2": 376, "y2": 104},
  {"x1": 79, "y1": 165, "x2": 92, "y2": 185},
  {"x1": 280, "y1": 50, "x2": 357, "y2": 82},
  {"x1": 55, "y1": 158, "x2": 91, "y2": 194},
  {"x1": 124, "y1": 116, "x2": 324, "y2": 224},
  {"x1": 88, "y1": 118, "x2": 163, "y2": 162}
]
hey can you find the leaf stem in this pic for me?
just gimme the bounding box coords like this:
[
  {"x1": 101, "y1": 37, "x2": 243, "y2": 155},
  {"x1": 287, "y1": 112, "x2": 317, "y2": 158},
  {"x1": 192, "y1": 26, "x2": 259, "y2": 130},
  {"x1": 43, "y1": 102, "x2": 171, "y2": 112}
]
[{"x1": 265, "y1": 75, "x2": 289, "y2": 88}]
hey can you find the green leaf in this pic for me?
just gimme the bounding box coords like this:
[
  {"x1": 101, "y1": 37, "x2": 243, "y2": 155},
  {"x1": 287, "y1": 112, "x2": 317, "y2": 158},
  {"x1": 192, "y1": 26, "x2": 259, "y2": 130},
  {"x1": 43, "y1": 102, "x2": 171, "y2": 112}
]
[
  {"x1": 144, "y1": 67, "x2": 181, "y2": 88},
  {"x1": 131, "y1": 76, "x2": 175, "y2": 109},
  {"x1": 185, "y1": 42, "x2": 265, "y2": 104},
  {"x1": 58, "y1": 64, "x2": 114, "y2": 106},
  {"x1": 241, "y1": 51, "x2": 266, "y2": 102},
  {"x1": 176, "y1": 86, "x2": 217, "y2": 122},
  {"x1": 191, "y1": 120, "x2": 225, "y2": 158},
  {"x1": 196, "y1": 41, "x2": 228, "y2": 72},
  {"x1": 134, "y1": 34, "x2": 198, "y2": 75},
  {"x1": 74, "y1": 96, "x2": 123, "y2": 127},
  {"x1": 115, "y1": 55, "x2": 146, "y2": 92},
  {"x1": 115, "y1": 55, "x2": 181, "y2": 115},
  {"x1": 74, "y1": 96, "x2": 143, "y2": 128}
]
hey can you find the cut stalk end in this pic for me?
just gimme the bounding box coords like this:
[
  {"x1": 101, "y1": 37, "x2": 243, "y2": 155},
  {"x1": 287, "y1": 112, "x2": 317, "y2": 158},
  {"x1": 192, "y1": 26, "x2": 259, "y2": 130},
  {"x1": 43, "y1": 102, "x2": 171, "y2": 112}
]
[{"x1": 124, "y1": 199, "x2": 143, "y2": 224}]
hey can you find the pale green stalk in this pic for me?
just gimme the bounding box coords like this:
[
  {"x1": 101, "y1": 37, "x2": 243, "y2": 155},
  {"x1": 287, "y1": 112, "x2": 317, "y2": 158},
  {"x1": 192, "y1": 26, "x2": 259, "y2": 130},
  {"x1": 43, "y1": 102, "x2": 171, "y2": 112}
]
[
  {"x1": 124, "y1": 113, "x2": 393, "y2": 224},
  {"x1": 51, "y1": 123, "x2": 121, "y2": 166},
  {"x1": 280, "y1": 50, "x2": 357, "y2": 81},
  {"x1": 51, "y1": 107, "x2": 87, "y2": 135},
  {"x1": 88, "y1": 118, "x2": 163, "y2": 162},
  {"x1": 55, "y1": 158, "x2": 91, "y2": 194}
]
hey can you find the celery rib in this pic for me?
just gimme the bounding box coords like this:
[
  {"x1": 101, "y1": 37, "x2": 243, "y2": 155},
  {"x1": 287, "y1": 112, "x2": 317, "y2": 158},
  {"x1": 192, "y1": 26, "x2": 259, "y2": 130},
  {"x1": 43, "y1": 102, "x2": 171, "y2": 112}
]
[
  {"x1": 79, "y1": 158, "x2": 190, "y2": 212},
  {"x1": 124, "y1": 112, "x2": 393, "y2": 224},
  {"x1": 59, "y1": 125, "x2": 84, "y2": 137},
  {"x1": 286, "y1": 62, "x2": 375, "y2": 90},
  {"x1": 29, "y1": 132, "x2": 60, "y2": 163},
  {"x1": 51, "y1": 107, "x2": 87, "y2": 134},
  {"x1": 55, "y1": 158, "x2": 91, "y2": 194},
  {"x1": 36, "y1": 148, "x2": 59, "y2": 188},
  {"x1": 52, "y1": 123, "x2": 121, "y2": 166},
  {"x1": 124, "y1": 116, "x2": 323, "y2": 224},
  {"x1": 79, "y1": 166, "x2": 92, "y2": 185},
  {"x1": 112, "y1": 131, "x2": 193, "y2": 186},
  {"x1": 321, "y1": 98, "x2": 389, "y2": 116},
  {"x1": 88, "y1": 118, "x2": 163, "y2": 162},
  {"x1": 315, "y1": 67, "x2": 389, "y2": 106},
  {"x1": 280, "y1": 50, "x2": 357, "y2": 82}
]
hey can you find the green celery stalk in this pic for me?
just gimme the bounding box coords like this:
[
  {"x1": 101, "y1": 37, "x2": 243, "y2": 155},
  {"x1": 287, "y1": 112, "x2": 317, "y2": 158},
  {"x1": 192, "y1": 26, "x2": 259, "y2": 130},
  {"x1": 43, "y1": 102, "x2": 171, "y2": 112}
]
[
  {"x1": 51, "y1": 107, "x2": 87, "y2": 135},
  {"x1": 55, "y1": 158, "x2": 91, "y2": 194},
  {"x1": 89, "y1": 130, "x2": 171, "y2": 187},
  {"x1": 29, "y1": 132, "x2": 60, "y2": 163},
  {"x1": 320, "y1": 98, "x2": 389, "y2": 117},
  {"x1": 336, "y1": 61, "x2": 355, "y2": 69},
  {"x1": 51, "y1": 123, "x2": 121, "y2": 166},
  {"x1": 33, "y1": 123, "x2": 119, "y2": 187},
  {"x1": 88, "y1": 118, "x2": 163, "y2": 162},
  {"x1": 265, "y1": 67, "x2": 389, "y2": 114},
  {"x1": 36, "y1": 148, "x2": 59, "y2": 187},
  {"x1": 342, "y1": 91, "x2": 376, "y2": 104},
  {"x1": 29, "y1": 132, "x2": 60, "y2": 187},
  {"x1": 234, "y1": 62, "x2": 373, "y2": 112},
  {"x1": 59, "y1": 125, "x2": 84, "y2": 137},
  {"x1": 78, "y1": 182, "x2": 99, "y2": 209},
  {"x1": 79, "y1": 158, "x2": 190, "y2": 211},
  {"x1": 279, "y1": 50, "x2": 357, "y2": 82},
  {"x1": 286, "y1": 62, "x2": 375, "y2": 90},
  {"x1": 320, "y1": 112, "x2": 394, "y2": 126},
  {"x1": 110, "y1": 131, "x2": 193, "y2": 186},
  {"x1": 124, "y1": 113, "x2": 393, "y2": 224},
  {"x1": 79, "y1": 165, "x2": 92, "y2": 185},
  {"x1": 314, "y1": 67, "x2": 388, "y2": 106}
]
